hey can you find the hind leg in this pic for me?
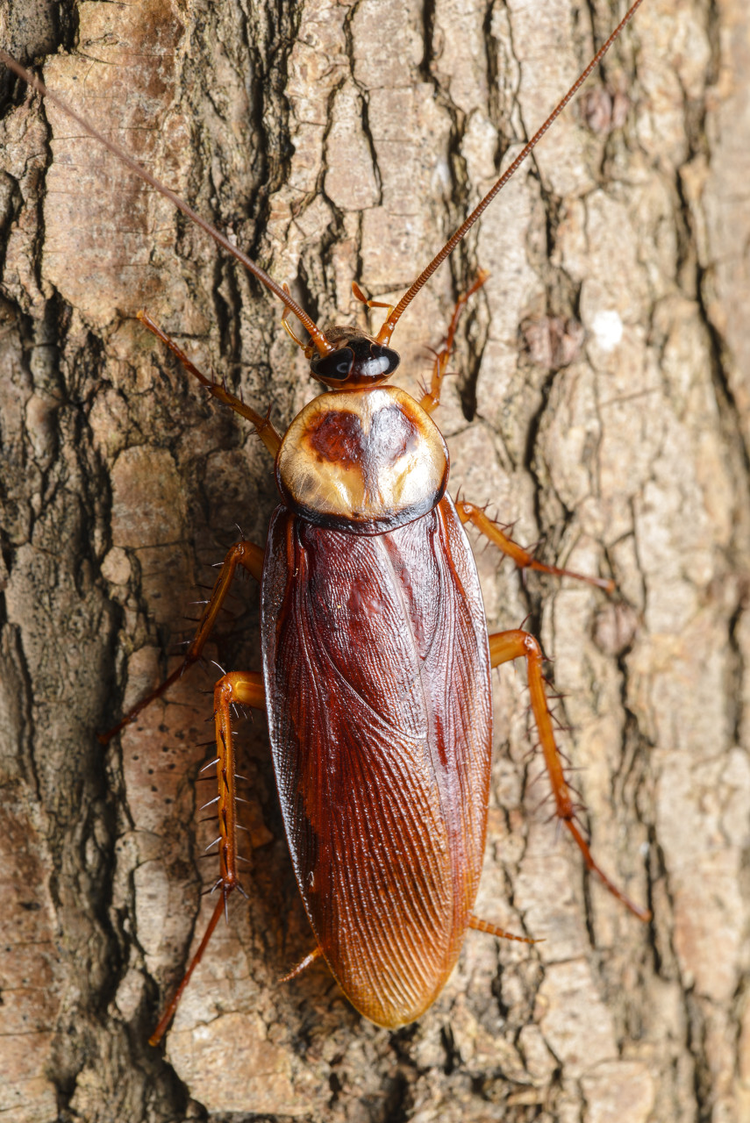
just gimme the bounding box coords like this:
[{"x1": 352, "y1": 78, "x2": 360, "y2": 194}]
[{"x1": 488, "y1": 629, "x2": 649, "y2": 921}]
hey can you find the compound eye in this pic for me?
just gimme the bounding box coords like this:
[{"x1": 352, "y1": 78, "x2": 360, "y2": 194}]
[
  {"x1": 366, "y1": 344, "x2": 400, "y2": 378},
  {"x1": 312, "y1": 347, "x2": 354, "y2": 381}
]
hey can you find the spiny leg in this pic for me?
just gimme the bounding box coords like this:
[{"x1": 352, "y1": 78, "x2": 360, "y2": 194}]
[
  {"x1": 149, "y1": 670, "x2": 265, "y2": 1046},
  {"x1": 456, "y1": 500, "x2": 614, "y2": 592},
  {"x1": 419, "y1": 271, "x2": 488, "y2": 415},
  {"x1": 137, "y1": 311, "x2": 283, "y2": 455},
  {"x1": 99, "y1": 539, "x2": 265, "y2": 743},
  {"x1": 99, "y1": 309, "x2": 280, "y2": 745},
  {"x1": 117, "y1": 316, "x2": 274, "y2": 1041},
  {"x1": 490, "y1": 630, "x2": 650, "y2": 922}
]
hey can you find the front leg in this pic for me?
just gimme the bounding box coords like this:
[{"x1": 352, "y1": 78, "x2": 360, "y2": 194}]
[{"x1": 419, "y1": 272, "x2": 488, "y2": 414}]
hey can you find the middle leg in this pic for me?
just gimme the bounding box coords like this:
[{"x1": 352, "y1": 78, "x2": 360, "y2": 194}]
[
  {"x1": 457, "y1": 501, "x2": 614, "y2": 591},
  {"x1": 99, "y1": 538, "x2": 265, "y2": 744}
]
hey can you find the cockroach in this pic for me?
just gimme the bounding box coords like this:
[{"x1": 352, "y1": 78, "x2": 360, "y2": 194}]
[{"x1": 0, "y1": 0, "x2": 649, "y2": 1044}]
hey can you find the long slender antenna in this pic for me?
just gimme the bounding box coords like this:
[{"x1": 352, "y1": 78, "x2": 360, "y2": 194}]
[
  {"x1": 376, "y1": 0, "x2": 645, "y2": 345},
  {"x1": 0, "y1": 48, "x2": 334, "y2": 357}
]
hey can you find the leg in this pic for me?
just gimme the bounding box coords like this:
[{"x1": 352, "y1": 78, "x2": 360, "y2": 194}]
[
  {"x1": 490, "y1": 629, "x2": 650, "y2": 922},
  {"x1": 468, "y1": 914, "x2": 536, "y2": 945},
  {"x1": 99, "y1": 539, "x2": 264, "y2": 744},
  {"x1": 137, "y1": 310, "x2": 283, "y2": 456},
  {"x1": 420, "y1": 271, "x2": 488, "y2": 414},
  {"x1": 457, "y1": 500, "x2": 614, "y2": 592},
  {"x1": 279, "y1": 946, "x2": 324, "y2": 983},
  {"x1": 149, "y1": 669, "x2": 264, "y2": 1046},
  {"x1": 350, "y1": 272, "x2": 486, "y2": 414}
]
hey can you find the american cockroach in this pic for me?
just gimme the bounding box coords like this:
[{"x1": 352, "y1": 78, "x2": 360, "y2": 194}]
[
  {"x1": 1, "y1": 0, "x2": 649, "y2": 1040},
  {"x1": 4, "y1": 2, "x2": 736, "y2": 1114},
  {"x1": 1, "y1": 0, "x2": 645, "y2": 1008}
]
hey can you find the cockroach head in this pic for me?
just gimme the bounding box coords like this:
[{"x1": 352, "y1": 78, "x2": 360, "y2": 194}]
[{"x1": 310, "y1": 327, "x2": 400, "y2": 390}]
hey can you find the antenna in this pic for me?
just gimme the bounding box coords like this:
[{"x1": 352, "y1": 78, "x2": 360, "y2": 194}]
[
  {"x1": 0, "y1": 49, "x2": 334, "y2": 357},
  {"x1": 376, "y1": 0, "x2": 645, "y2": 345}
]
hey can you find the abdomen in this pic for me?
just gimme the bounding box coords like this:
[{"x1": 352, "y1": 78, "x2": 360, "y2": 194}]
[{"x1": 261, "y1": 496, "x2": 492, "y2": 1026}]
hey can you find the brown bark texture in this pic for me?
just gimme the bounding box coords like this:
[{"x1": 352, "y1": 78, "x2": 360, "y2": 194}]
[{"x1": 0, "y1": 0, "x2": 748, "y2": 1120}]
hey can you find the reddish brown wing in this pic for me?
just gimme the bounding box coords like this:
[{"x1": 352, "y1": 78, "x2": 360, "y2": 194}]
[{"x1": 261, "y1": 496, "x2": 492, "y2": 1027}]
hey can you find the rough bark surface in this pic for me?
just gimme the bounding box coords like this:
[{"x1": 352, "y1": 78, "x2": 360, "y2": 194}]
[{"x1": 0, "y1": 1, "x2": 748, "y2": 1121}]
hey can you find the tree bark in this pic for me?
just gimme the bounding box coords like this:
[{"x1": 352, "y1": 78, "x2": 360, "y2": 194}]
[{"x1": 0, "y1": 0, "x2": 748, "y2": 1121}]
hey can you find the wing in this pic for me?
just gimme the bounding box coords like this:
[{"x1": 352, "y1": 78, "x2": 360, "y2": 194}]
[{"x1": 261, "y1": 496, "x2": 491, "y2": 1026}]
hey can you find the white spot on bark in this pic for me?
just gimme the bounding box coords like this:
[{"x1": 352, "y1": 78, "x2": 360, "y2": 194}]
[{"x1": 591, "y1": 309, "x2": 623, "y2": 351}]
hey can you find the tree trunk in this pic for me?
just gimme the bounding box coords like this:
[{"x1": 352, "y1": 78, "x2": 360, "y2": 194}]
[{"x1": 1, "y1": 0, "x2": 748, "y2": 1120}]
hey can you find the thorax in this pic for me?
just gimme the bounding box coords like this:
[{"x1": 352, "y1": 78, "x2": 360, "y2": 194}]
[{"x1": 275, "y1": 386, "x2": 449, "y2": 534}]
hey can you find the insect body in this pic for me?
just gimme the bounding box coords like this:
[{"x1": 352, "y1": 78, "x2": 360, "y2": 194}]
[
  {"x1": 0, "y1": 0, "x2": 649, "y2": 1045},
  {"x1": 265, "y1": 347, "x2": 489, "y2": 1028}
]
